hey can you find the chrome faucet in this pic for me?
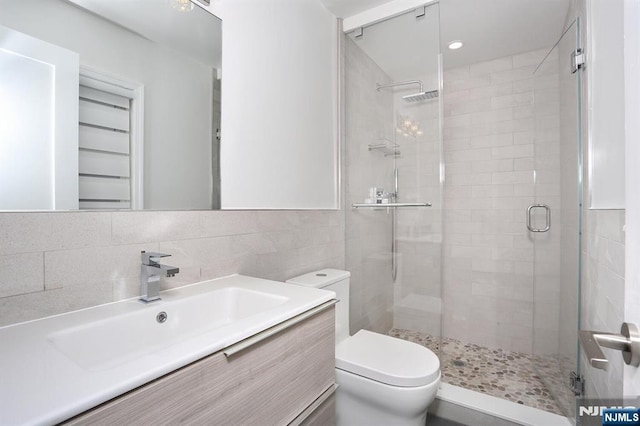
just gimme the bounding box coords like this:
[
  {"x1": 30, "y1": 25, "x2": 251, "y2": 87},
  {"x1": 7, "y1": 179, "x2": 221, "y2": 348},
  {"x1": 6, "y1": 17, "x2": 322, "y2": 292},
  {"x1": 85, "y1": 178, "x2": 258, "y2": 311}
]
[{"x1": 140, "y1": 251, "x2": 179, "y2": 303}]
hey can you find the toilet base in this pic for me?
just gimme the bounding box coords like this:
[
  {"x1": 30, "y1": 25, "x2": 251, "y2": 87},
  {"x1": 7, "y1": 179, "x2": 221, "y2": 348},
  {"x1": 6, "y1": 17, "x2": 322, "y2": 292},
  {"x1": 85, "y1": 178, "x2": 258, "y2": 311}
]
[{"x1": 335, "y1": 368, "x2": 440, "y2": 426}]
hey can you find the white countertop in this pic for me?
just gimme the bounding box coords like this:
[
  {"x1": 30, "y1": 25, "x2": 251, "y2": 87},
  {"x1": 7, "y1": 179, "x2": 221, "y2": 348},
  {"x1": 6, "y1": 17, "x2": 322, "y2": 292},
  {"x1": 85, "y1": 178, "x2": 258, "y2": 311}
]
[{"x1": 0, "y1": 274, "x2": 335, "y2": 425}]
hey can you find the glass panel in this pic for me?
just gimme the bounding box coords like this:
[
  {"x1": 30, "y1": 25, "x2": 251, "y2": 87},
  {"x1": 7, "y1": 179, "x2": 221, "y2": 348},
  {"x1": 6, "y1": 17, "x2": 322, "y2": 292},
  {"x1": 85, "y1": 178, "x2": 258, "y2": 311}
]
[
  {"x1": 344, "y1": 4, "x2": 443, "y2": 352},
  {"x1": 532, "y1": 19, "x2": 582, "y2": 419}
]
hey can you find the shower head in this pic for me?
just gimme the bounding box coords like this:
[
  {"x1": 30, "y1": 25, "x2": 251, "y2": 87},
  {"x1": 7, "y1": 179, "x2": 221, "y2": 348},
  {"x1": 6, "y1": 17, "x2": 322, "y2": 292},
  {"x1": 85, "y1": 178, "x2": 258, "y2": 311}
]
[
  {"x1": 376, "y1": 80, "x2": 439, "y2": 103},
  {"x1": 402, "y1": 90, "x2": 439, "y2": 102}
]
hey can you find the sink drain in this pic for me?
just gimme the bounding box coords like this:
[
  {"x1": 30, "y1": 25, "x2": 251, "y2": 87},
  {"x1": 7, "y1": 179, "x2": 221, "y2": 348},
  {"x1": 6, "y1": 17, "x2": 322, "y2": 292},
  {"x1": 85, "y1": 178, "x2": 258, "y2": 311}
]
[{"x1": 156, "y1": 311, "x2": 168, "y2": 323}]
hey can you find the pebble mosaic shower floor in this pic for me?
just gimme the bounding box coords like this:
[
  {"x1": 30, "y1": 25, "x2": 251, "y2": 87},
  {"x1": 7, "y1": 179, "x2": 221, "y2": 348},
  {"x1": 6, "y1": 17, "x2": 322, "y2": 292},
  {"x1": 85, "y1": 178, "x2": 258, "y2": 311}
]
[{"x1": 388, "y1": 329, "x2": 564, "y2": 415}]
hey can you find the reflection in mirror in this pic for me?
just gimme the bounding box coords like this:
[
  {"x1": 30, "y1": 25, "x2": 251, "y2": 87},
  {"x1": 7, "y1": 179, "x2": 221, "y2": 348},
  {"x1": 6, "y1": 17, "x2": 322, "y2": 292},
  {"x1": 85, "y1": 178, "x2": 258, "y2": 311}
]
[{"x1": 0, "y1": 0, "x2": 222, "y2": 211}]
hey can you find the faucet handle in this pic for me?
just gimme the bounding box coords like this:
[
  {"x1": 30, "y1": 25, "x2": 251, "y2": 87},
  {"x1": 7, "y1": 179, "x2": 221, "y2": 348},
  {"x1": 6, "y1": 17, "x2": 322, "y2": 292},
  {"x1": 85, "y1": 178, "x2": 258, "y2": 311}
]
[{"x1": 141, "y1": 251, "x2": 172, "y2": 265}]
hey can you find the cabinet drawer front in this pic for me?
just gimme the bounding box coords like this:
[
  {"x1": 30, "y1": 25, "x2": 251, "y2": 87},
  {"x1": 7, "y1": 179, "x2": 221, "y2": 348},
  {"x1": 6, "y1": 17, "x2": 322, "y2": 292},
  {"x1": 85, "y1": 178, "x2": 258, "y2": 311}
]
[{"x1": 64, "y1": 307, "x2": 335, "y2": 426}]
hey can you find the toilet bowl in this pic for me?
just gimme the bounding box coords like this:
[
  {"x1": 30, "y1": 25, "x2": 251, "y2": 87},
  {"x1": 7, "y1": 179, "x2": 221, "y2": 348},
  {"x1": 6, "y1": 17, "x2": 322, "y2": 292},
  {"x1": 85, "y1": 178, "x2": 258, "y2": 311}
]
[{"x1": 286, "y1": 269, "x2": 440, "y2": 426}]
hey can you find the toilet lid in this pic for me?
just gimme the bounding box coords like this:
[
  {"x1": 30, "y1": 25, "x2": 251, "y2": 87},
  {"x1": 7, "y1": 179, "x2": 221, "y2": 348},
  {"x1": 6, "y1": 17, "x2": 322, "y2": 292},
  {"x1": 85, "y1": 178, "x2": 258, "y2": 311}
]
[{"x1": 335, "y1": 330, "x2": 440, "y2": 387}]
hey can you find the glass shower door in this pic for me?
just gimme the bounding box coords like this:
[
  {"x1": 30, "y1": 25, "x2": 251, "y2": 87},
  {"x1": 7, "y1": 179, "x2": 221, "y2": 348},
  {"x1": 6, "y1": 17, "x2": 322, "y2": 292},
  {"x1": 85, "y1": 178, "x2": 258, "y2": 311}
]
[
  {"x1": 344, "y1": 4, "x2": 443, "y2": 350},
  {"x1": 531, "y1": 18, "x2": 583, "y2": 419}
]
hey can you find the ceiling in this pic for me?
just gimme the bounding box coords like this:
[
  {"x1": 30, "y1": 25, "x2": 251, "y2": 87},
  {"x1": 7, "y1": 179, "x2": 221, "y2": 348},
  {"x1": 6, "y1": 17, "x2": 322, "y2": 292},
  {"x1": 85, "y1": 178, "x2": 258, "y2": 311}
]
[
  {"x1": 324, "y1": 0, "x2": 571, "y2": 71},
  {"x1": 321, "y1": 0, "x2": 394, "y2": 17}
]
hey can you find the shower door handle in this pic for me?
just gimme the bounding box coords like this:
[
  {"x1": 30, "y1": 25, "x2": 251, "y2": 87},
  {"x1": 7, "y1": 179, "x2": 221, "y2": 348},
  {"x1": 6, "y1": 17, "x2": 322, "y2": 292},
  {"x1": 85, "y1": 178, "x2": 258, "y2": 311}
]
[{"x1": 526, "y1": 204, "x2": 551, "y2": 232}]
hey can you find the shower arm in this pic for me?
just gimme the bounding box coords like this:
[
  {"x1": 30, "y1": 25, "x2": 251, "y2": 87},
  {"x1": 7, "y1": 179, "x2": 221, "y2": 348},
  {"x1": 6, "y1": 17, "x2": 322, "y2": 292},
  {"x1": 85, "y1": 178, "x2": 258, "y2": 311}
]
[{"x1": 376, "y1": 80, "x2": 424, "y2": 92}]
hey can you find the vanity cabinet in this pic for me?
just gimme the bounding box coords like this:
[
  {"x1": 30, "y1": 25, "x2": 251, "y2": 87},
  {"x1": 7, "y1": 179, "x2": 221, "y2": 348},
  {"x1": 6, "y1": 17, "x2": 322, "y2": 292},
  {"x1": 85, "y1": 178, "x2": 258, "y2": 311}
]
[{"x1": 63, "y1": 306, "x2": 335, "y2": 425}]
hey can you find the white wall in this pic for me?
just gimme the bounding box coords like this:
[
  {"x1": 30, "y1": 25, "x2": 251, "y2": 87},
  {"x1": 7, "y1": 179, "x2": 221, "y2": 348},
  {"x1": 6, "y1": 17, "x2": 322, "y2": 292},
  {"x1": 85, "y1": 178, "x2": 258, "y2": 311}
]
[
  {"x1": 0, "y1": 0, "x2": 214, "y2": 210},
  {"x1": 587, "y1": 0, "x2": 626, "y2": 209},
  {"x1": 0, "y1": 26, "x2": 79, "y2": 210},
  {"x1": 623, "y1": 0, "x2": 640, "y2": 398},
  {"x1": 219, "y1": 0, "x2": 339, "y2": 209}
]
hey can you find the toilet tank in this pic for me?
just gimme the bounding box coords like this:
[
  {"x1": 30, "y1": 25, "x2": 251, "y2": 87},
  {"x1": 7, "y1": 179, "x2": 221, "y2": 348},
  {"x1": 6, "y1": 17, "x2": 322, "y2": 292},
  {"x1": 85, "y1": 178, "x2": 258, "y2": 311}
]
[{"x1": 286, "y1": 269, "x2": 351, "y2": 343}]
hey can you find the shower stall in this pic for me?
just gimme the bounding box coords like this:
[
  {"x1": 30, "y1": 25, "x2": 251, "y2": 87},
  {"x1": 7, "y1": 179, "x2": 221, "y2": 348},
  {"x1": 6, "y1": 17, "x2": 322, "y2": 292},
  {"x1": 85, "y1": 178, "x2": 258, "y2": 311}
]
[{"x1": 344, "y1": 2, "x2": 583, "y2": 422}]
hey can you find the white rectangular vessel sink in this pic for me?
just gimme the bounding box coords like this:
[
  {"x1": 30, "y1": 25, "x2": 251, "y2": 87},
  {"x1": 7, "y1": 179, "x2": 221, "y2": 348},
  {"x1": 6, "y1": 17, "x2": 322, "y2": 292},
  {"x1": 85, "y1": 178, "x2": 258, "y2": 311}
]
[
  {"x1": 0, "y1": 274, "x2": 335, "y2": 425},
  {"x1": 49, "y1": 286, "x2": 289, "y2": 371}
]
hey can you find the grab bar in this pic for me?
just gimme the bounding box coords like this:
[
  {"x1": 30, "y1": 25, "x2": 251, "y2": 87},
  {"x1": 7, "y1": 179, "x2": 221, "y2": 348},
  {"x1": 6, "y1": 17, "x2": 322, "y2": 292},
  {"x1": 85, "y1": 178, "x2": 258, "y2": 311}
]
[
  {"x1": 579, "y1": 322, "x2": 640, "y2": 371},
  {"x1": 352, "y1": 202, "x2": 432, "y2": 208},
  {"x1": 223, "y1": 300, "x2": 337, "y2": 357}
]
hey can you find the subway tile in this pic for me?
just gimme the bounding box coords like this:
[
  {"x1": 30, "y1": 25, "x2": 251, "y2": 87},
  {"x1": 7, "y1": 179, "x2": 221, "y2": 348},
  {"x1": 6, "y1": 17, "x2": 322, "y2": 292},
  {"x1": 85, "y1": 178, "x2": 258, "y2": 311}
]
[
  {"x1": 491, "y1": 196, "x2": 534, "y2": 210},
  {"x1": 445, "y1": 148, "x2": 493, "y2": 163},
  {"x1": 444, "y1": 66, "x2": 470, "y2": 82},
  {"x1": 491, "y1": 144, "x2": 534, "y2": 160},
  {"x1": 472, "y1": 184, "x2": 514, "y2": 198},
  {"x1": 471, "y1": 159, "x2": 513, "y2": 173},
  {"x1": 492, "y1": 247, "x2": 533, "y2": 262},
  {"x1": 446, "y1": 75, "x2": 491, "y2": 92},
  {"x1": 444, "y1": 139, "x2": 473, "y2": 153},
  {"x1": 446, "y1": 98, "x2": 492, "y2": 116},
  {"x1": 448, "y1": 172, "x2": 492, "y2": 186},
  {"x1": 444, "y1": 125, "x2": 478, "y2": 140},
  {"x1": 491, "y1": 170, "x2": 534, "y2": 185},
  {"x1": 512, "y1": 78, "x2": 534, "y2": 94},
  {"x1": 512, "y1": 49, "x2": 549, "y2": 68},
  {"x1": 513, "y1": 105, "x2": 534, "y2": 119},
  {"x1": 0, "y1": 253, "x2": 44, "y2": 298},
  {"x1": 467, "y1": 83, "x2": 512, "y2": 101},
  {"x1": 514, "y1": 184, "x2": 535, "y2": 197},
  {"x1": 0, "y1": 212, "x2": 111, "y2": 255},
  {"x1": 470, "y1": 134, "x2": 514, "y2": 149},
  {"x1": 444, "y1": 114, "x2": 471, "y2": 128},
  {"x1": 472, "y1": 259, "x2": 514, "y2": 273},
  {"x1": 471, "y1": 234, "x2": 514, "y2": 248},
  {"x1": 470, "y1": 108, "x2": 513, "y2": 125},
  {"x1": 469, "y1": 56, "x2": 513, "y2": 75},
  {"x1": 490, "y1": 65, "x2": 536, "y2": 84},
  {"x1": 514, "y1": 158, "x2": 534, "y2": 171},
  {"x1": 491, "y1": 93, "x2": 533, "y2": 109},
  {"x1": 451, "y1": 246, "x2": 492, "y2": 260},
  {"x1": 513, "y1": 131, "x2": 534, "y2": 145}
]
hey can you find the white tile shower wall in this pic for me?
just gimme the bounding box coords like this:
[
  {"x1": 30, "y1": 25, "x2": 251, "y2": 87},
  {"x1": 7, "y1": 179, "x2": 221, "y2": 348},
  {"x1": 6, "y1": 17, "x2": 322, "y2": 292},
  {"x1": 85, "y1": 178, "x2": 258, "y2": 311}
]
[
  {"x1": 345, "y1": 36, "x2": 395, "y2": 335},
  {"x1": 581, "y1": 209, "x2": 625, "y2": 401},
  {"x1": 442, "y1": 48, "x2": 560, "y2": 354},
  {"x1": 0, "y1": 210, "x2": 344, "y2": 327}
]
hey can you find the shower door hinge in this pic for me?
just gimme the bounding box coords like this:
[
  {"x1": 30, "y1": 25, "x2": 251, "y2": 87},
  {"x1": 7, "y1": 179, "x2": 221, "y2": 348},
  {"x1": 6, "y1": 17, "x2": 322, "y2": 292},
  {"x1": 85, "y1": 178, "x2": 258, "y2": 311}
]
[
  {"x1": 570, "y1": 371, "x2": 585, "y2": 396},
  {"x1": 571, "y1": 49, "x2": 585, "y2": 73}
]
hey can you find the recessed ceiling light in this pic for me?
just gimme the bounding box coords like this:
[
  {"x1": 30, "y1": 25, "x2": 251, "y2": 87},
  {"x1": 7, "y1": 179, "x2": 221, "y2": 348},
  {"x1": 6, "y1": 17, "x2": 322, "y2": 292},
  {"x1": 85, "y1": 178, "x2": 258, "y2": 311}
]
[{"x1": 448, "y1": 41, "x2": 464, "y2": 50}]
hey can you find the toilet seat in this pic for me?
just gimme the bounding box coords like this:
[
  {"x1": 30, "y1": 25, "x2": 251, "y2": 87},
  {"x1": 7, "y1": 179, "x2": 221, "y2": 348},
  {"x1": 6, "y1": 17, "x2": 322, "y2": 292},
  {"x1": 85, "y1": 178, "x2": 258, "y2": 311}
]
[{"x1": 335, "y1": 330, "x2": 440, "y2": 387}]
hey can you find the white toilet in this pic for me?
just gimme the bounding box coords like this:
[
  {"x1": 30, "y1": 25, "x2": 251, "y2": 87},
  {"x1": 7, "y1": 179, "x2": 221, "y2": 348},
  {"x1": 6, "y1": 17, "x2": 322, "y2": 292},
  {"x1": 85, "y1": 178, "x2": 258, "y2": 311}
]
[{"x1": 286, "y1": 269, "x2": 441, "y2": 426}]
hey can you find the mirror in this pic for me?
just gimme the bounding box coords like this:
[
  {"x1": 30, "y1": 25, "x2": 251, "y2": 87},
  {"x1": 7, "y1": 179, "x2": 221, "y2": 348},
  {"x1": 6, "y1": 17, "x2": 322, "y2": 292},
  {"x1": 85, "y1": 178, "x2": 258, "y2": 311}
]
[{"x1": 0, "y1": 0, "x2": 222, "y2": 210}]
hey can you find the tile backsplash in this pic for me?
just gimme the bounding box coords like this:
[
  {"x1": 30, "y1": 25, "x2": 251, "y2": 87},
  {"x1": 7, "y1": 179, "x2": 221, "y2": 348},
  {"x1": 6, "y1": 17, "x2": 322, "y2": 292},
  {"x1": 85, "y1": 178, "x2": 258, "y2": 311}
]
[{"x1": 0, "y1": 210, "x2": 344, "y2": 327}]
